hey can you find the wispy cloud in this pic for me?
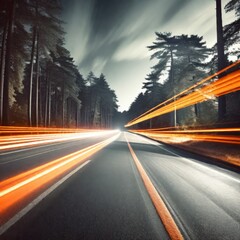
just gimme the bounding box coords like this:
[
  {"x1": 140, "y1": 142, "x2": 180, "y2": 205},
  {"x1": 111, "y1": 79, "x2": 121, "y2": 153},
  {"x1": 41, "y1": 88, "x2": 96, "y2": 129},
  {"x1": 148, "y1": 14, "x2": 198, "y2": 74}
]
[
  {"x1": 62, "y1": 0, "x2": 237, "y2": 111},
  {"x1": 63, "y1": 0, "x2": 95, "y2": 65},
  {"x1": 92, "y1": 58, "x2": 108, "y2": 76},
  {"x1": 112, "y1": 35, "x2": 155, "y2": 61}
]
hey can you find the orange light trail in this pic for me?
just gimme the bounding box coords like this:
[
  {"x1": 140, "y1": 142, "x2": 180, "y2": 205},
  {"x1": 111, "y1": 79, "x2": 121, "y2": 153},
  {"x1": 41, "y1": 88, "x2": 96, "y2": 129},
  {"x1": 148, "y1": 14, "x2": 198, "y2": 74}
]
[
  {"x1": 125, "y1": 60, "x2": 240, "y2": 127},
  {"x1": 0, "y1": 132, "x2": 120, "y2": 221},
  {"x1": 125, "y1": 134, "x2": 184, "y2": 240},
  {"x1": 0, "y1": 126, "x2": 96, "y2": 135},
  {"x1": 0, "y1": 130, "x2": 118, "y2": 151},
  {"x1": 129, "y1": 129, "x2": 240, "y2": 166},
  {"x1": 131, "y1": 130, "x2": 240, "y2": 145},
  {"x1": 134, "y1": 127, "x2": 240, "y2": 133}
]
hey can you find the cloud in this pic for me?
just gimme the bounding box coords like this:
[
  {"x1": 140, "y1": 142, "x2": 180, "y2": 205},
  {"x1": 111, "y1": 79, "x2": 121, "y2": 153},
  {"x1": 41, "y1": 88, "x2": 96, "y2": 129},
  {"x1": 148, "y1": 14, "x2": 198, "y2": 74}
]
[
  {"x1": 63, "y1": 0, "x2": 95, "y2": 65},
  {"x1": 91, "y1": 58, "x2": 108, "y2": 75},
  {"x1": 62, "y1": 0, "x2": 237, "y2": 111},
  {"x1": 112, "y1": 35, "x2": 155, "y2": 61},
  {"x1": 161, "y1": 0, "x2": 191, "y2": 25}
]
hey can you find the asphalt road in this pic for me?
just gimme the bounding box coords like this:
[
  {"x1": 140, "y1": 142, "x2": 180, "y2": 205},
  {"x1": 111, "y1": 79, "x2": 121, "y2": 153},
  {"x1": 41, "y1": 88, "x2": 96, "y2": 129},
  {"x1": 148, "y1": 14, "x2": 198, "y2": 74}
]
[
  {"x1": 0, "y1": 131, "x2": 119, "y2": 181},
  {"x1": 1, "y1": 131, "x2": 240, "y2": 240}
]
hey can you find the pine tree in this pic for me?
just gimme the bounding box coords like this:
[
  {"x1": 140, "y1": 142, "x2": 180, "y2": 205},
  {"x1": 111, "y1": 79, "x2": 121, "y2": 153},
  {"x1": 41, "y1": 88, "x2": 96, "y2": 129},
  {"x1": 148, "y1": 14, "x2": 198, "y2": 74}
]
[
  {"x1": 48, "y1": 44, "x2": 80, "y2": 127},
  {"x1": 216, "y1": 0, "x2": 228, "y2": 121},
  {"x1": 148, "y1": 32, "x2": 179, "y2": 90},
  {"x1": 26, "y1": 0, "x2": 64, "y2": 126},
  {"x1": 142, "y1": 71, "x2": 165, "y2": 109},
  {"x1": 1, "y1": 0, "x2": 16, "y2": 125},
  {"x1": 224, "y1": 0, "x2": 240, "y2": 57}
]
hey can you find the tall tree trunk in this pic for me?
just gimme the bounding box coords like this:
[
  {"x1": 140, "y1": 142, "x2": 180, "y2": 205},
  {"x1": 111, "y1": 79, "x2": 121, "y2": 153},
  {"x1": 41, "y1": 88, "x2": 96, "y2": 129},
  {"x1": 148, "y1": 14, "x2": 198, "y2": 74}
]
[
  {"x1": 194, "y1": 104, "x2": 199, "y2": 118},
  {"x1": 66, "y1": 98, "x2": 69, "y2": 127},
  {"x1": 28, "y1": 27, "x2": 37, "y2": 126},
  {"x1": 62, "y1": 81, "x2": 65, "y2": 127},
  {"x1": 35, "y1": 31, "x2": 39, "y2": 127},
  {"x1": 47, "y1": 78, "x2": 51, "y2": 127},
  {"x1": 170, "y1": 49, "x2": 174, "y2": 86},
  {"x1": 2, "y1": 0, "x2": 16, "y2": 126},
  {"x1": 76, "y1": 104, "x2": 79, "y2": 128},
  {"x1": 84, "y1": 106, "x2": 88, "y2": 127},
  {"x1": 54, "y1": 86, "x2": 58, "y2": 126},
  {"x1": 0, "y1": 13, "x2": 8, "y2": 125},
  {"x1": 170, "y1": 49, "x2": 177, "y2": 127},
  {"x1": 34, "y1": 0, "x2": 39, "y2": 126},
  {"x1": 39, "y1": 67, "x2": 43, "y2": 126},
  {"x1": 44, "y1": 74, "x2": 49, "y2": 127},
  {"x1": 216, "y1": 0, "x2": 227, "y2": 121}
]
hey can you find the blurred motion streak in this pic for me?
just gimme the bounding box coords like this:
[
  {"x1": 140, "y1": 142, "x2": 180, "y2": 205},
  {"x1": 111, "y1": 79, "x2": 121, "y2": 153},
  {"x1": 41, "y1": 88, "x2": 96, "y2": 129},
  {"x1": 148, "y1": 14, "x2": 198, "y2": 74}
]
[
  {"x1": 129, "y1": 129, "x2": 240, "y2": 167},
  {"x1": 0, "y1": 130, "x2": 118, "y2": 151},
  {"x1": 0, "y1": 126, "x2": 95, "y2": 135},
  {"x1": 125, "y1": 134, "x2": 183, "y2": 240},
  {"x1": 130, "y1": 129, "x2": 240, "y2": 144},
  {"x1": 0, "y1": 132, "x2": 120, "y2": 223},
  {"x1": 125, "y1": 61, "x2": 240, "y2": 127}
]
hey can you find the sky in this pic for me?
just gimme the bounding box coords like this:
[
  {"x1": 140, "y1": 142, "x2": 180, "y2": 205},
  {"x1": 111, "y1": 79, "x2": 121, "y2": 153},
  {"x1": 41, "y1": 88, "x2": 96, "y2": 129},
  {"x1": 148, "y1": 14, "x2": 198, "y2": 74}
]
[{"x1": 61, "y1": 0, "x2": 236, "y2": 112}]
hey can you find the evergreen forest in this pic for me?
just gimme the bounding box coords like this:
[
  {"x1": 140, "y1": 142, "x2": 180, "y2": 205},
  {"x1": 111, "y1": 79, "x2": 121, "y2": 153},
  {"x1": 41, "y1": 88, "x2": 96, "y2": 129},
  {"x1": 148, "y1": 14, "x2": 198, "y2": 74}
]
[{"x1": 0, "y1": 0, "x2": 239, "y2": 129}]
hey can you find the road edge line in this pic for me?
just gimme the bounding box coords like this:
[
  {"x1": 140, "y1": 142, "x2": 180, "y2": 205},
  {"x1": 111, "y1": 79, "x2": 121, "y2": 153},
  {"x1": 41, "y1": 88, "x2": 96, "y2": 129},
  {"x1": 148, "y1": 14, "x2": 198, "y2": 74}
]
[
  {"x1": 0, "y1": 160, "x2": 91, "y2": 235},
  {"x1": 125, "y1": 134, "x2": 183, "y2": 240}
]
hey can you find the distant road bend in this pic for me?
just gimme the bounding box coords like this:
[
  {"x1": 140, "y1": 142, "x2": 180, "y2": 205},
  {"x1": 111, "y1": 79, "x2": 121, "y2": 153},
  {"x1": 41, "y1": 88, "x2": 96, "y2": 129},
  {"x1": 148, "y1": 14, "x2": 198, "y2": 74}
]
[{"x1": 0, "y1": 129, "x2": 240, "y2": 240}]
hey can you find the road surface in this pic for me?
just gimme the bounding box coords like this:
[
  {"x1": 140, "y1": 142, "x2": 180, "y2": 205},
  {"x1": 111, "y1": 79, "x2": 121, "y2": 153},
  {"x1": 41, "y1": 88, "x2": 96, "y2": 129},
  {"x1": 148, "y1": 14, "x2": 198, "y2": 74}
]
[{"x1": 0, "y1": 131, "x2": 239, "y2": 239}]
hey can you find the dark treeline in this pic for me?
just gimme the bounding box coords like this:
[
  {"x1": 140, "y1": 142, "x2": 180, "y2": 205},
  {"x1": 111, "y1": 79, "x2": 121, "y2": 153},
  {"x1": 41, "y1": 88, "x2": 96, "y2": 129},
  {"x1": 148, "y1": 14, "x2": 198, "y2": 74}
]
[
  {"x1": 0, "y1": 0, "x2": 239, "y2": 129},
  {"x1": 0, "y1": 0, "x2": 118, "y2": 128},
  {"x1": 124, "y1": 0, "x2": 240, "y2": 128}
]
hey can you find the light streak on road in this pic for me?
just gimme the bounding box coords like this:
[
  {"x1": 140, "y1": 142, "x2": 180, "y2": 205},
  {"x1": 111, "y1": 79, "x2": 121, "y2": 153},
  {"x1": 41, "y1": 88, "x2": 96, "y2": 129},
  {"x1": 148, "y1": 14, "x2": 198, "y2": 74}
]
[
  {"x1": 0, "y1": 126, "x2": 94, "y2": 135},
  {"x1": 135, "y1": 127, "x2": 240, "y2": 133},
  {"x1": 130, "y1": 129, "x2": 240, "y2": 166},
  {"x1": 0, "y1": 131, "x2": 120, "y2": 222},
  {"x1": 125, "y1": 61, "x2": 240, "y2": 127},
  {"x1": 0, "y1": 161, "x2": 91, "y2": 236},
  {"x1": 0, "y1": 130, "x2": 118, "y2": 151},
  {"x1": 125, "y1": 133, "x2": 184, "y2": 240},
  {"x1": 131, "y1": 130, "x2": 240, "y2": 144},
  {"x1": 131, "y1": 128, "x2": 240, "y2": 144}
]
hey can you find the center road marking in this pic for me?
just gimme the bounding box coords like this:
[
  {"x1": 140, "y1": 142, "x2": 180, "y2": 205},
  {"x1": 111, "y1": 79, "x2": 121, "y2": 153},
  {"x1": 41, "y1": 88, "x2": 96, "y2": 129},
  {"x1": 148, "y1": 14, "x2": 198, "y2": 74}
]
[{"x1": 125, "y1": 133, "x2": 184, "y2": 240}]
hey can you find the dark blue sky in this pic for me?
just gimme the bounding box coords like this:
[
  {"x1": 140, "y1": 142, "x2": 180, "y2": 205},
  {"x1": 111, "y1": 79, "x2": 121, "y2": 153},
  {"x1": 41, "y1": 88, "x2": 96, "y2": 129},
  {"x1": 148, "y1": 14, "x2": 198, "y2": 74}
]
[{"x1": 61, "y1": 0, "x2": 236, "y2": 112}]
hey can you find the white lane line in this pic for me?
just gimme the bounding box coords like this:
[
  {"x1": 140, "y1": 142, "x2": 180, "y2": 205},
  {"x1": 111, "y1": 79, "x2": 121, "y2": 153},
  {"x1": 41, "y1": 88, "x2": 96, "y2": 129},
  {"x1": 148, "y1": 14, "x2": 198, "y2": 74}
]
[{"x1": 0, "y1": 160, "x2": 91, "y2": 235}]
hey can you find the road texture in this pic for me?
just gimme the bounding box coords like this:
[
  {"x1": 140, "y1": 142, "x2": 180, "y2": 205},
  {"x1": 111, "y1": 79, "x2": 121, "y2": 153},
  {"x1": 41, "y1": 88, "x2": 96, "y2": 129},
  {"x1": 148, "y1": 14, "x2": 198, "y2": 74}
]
[{"x1": 0, "y1": 131, "x2": 239, "y2": 240}]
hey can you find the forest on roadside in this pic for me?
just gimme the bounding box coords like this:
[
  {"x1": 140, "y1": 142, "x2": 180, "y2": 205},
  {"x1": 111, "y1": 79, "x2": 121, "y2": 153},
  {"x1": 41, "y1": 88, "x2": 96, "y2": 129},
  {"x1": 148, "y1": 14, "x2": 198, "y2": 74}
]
[
  {"x1": 0, "y1": 0, "x2": 239, "y2": 129},
  {"x1": 0, "y1": 0, "x2": 118, "y2": 128},
  {"x1": 124, "y1": 0, "x2": 240, "y2": 128}
]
